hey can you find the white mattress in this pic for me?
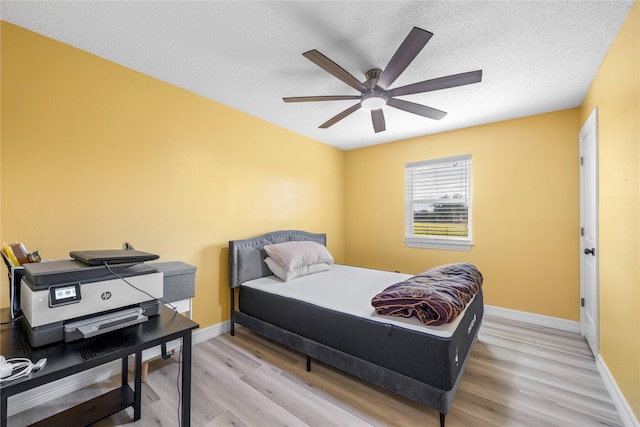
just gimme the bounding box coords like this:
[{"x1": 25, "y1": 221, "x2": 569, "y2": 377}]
[{"x1": 243, "y1": 264, "x2": 475, "y2": 338}]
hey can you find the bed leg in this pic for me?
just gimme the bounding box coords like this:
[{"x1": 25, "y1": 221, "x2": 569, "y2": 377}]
[
  {"x1": 306, "y1": 356, "x2": 311, "y2": 372},
  {"x1": 230, "y1": 288, "x2": 235, "y2": 336},
  {"x1": 439, "y1": 412, "x2": 445, "y2": 427}
]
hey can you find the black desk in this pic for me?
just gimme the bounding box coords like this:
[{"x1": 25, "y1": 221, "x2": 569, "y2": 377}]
[{"x1": 0, "y1": 305, "x2": 199, "y2": 426}]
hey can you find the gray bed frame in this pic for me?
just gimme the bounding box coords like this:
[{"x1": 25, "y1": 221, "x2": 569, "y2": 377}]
[{"x1": 228, "y1": 230, "x2": 479, "y2": 427}]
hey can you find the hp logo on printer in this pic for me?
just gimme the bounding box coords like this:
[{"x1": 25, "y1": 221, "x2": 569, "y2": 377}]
[{"x1": 101, "y1": 291, "x2": 112, "y2": 300}]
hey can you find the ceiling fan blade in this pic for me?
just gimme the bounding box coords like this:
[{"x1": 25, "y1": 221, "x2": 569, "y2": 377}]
[
  {"x1": 376, "y1": 27, "x2": 433, "y2": 90},
  {"x1": 371, "y1": 109, "x2": 385, "y2": 133},
  {"x1": 319, "y1": 103, "x2": 361, "y2": 129},
  {"x1": 283, "y1": 95, "x2": 362, "y2": 103},
  {"x1": 387, "y1": 70, "x2": 483, "y2": 97},
  {"x1": 387, "y1": 98, "x2": 447, "y2": 120},
  {"x1": 303, "y1": 50, "x2": 368, "y2": 93}
]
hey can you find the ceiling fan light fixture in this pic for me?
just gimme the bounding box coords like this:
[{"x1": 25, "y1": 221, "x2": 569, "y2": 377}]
[{"x1": 361, "y1": 92, "x2": 387, "y2": 110}]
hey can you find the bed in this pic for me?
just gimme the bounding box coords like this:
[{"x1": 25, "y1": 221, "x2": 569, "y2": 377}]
[{"x1": 228, "y1": 230, "x2": 483, "y2": 426}]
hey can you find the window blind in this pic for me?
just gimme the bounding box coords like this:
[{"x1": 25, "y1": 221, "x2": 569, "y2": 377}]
[{"x1": 405, "y1": 154, "x2": 472, "y2": 240}]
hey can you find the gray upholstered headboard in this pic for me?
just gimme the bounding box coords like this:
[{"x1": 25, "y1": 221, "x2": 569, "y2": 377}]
[{"x1": 228, "y1": 230, "x2": 327, "y2": 288}]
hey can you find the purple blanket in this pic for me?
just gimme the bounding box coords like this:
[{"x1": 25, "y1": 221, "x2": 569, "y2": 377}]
[{"x1": 371, "y1": 263, "x2": 483, "y2": 326}]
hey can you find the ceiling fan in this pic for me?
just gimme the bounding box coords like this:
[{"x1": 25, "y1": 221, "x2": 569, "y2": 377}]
[{"x1": 283, "y1": 27, "x2": 482, "y2": 133}]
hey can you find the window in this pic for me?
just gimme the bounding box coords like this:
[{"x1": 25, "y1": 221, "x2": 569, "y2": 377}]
[{"x1": 405, "y1": 154, "x2": 472, "y2": 251}]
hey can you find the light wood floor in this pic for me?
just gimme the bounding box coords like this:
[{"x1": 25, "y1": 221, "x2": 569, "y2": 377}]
[{"x1": 8, "y1": 314, "x2": 623, "y2": 426}]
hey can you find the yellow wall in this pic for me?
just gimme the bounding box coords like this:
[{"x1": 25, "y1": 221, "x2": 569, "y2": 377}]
[
  {"x1": 2, "y1": 5, "x2": 639, "y2": 419},
  {"x1": 0, "y1": 22, "x2": 346, "y2": 329},
  {"x1": 345, "y1": 109, "x2": 580, "y2": 320},
  {"x1": 580, "y1": 2, "x2": 640, "y2": 419},
  {"x1": 0, "y1": 23, "x2": 3, "y2": 289}
]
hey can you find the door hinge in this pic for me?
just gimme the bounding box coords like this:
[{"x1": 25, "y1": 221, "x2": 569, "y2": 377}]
[
  {"x1": 580, "y1": 156, "x2": 584, "y2": 166},
  {"x1": 580, "y1": 227, "x2": 584, "y2": 236},
  {"x1": 581, "y1": 297, "x2": 585, "y2": 308}
]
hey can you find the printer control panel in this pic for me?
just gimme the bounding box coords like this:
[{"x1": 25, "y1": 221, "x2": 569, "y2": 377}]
[{"x1": 49, "y1": 283, "x2": 81, "y2": 307}]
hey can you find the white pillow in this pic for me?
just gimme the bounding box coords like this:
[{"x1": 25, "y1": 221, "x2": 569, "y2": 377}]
[
  {"x1": 264, "y1": 241, "x2": 333, "y2": 270},
  {"x1": 264, "y1": 257, "x2": 331, "y2": 282}
]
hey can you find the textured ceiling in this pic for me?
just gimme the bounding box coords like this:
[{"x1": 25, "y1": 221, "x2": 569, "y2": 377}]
[{"x1": 1, "y1": 1, "x2": 634, "y2": 150}]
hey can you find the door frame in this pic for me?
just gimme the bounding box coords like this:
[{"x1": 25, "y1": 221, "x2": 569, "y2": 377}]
[{"x1": 579, "y1": 107, "x2": 599, "y2": 356}]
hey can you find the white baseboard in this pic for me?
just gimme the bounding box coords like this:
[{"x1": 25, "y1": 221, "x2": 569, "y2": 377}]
[
  {"x1": 194, "y1": 319, "x2": 230, "y2": 345},
  {"x1": 10, "y1": 313, "x2": 638, "y2": 427},
  {"x1": 597, "y1": 355, "x2": 640, "y2": 427},
  {"x1": 485, "y1": 304, "x2": 638, "y2": 426},
  {"x1": 484, "y1": 304, "x2": 581, "y2": 333},
  {"x1": 6, "y1": 321, "x2": 229, "y2": 417}
]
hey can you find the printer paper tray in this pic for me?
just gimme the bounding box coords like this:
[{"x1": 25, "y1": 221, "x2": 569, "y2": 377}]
[{"x1": 64, "y1": 308, "x2": 147, "y2": 341}]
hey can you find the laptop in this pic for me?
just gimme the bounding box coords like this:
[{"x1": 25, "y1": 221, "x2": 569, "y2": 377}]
[{"x1": 70, "y1": 249, "x2": 159, "y2": 266}]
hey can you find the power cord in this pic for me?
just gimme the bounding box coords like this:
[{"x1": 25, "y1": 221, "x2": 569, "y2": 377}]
[
  {"x1": 104, "y1": 260, "x2": 183, "y2": 426},
  {"x1": 0, "y1": 315, "x2": 22, "y2": 325},
  {"x1": 105, "y1": 259, "x2": 185, "y2": 426},
  {"x1": 102, "y1": 262, "x2": 178, "y2": 313},
  {"x1": 0, "y1": 356, "x2": 47, "y2": 382}
]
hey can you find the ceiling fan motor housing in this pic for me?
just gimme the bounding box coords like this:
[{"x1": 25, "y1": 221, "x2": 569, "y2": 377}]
[{"x1": 364, "y1": 68, "x2": 382, "y2": 89}]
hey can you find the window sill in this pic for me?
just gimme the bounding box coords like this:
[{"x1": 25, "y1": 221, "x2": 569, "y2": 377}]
[{"x1": 404, "y1": 237, "x2": 473, "y2": 251}]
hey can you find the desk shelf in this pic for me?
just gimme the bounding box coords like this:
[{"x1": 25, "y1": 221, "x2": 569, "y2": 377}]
[{"x1": 28, "y1": 385, "x2": 134, "y2": 427}]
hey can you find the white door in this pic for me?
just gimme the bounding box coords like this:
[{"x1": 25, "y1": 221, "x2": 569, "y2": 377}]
[{"x1": 579, "y1": 107, "x2": 599, "y2": 356}]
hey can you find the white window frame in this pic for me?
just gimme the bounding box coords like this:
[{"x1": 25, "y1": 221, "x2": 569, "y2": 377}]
[{"x1": 404, "y1": 154, "x2": 473, "y2": 251}]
